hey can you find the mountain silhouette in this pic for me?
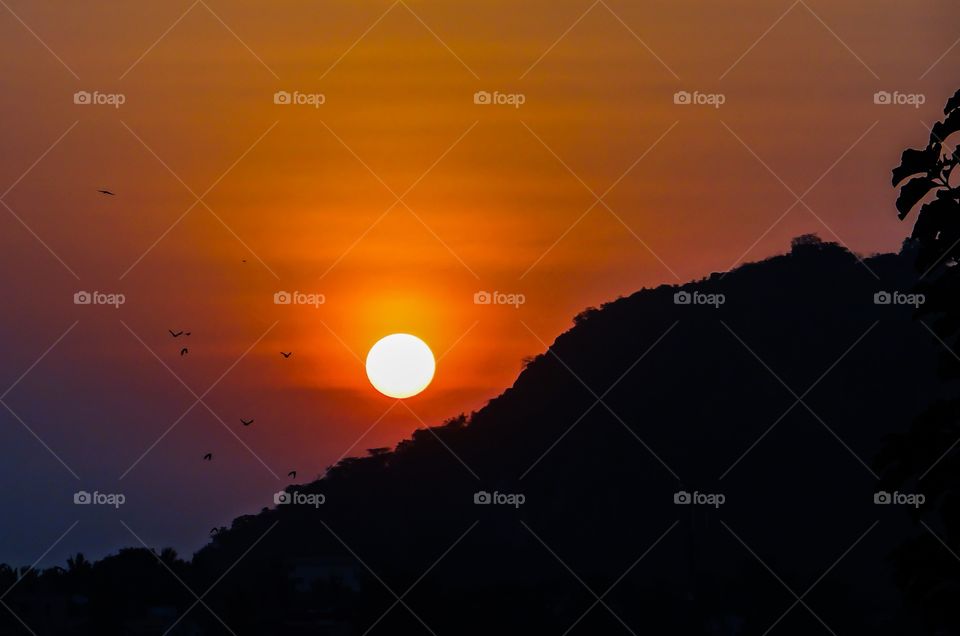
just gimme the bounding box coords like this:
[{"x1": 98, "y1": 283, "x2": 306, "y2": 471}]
[{"x1": 0, "y1": 237, "x2": 949, "y2": 635}]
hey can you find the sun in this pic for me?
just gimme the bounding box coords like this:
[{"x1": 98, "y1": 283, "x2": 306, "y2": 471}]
[{"x1": 365, "y1": 334, "x2": 436, "y2": 399}]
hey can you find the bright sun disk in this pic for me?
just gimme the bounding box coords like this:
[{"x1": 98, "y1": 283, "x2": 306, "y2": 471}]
[{"x1": 365, "y1": 333, "x2": 436, "y2": 399}]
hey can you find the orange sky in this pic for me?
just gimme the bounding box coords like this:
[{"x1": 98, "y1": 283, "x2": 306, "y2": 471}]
[{"x1": 0, "y1": 0, "x2": 957, "y2": 560}]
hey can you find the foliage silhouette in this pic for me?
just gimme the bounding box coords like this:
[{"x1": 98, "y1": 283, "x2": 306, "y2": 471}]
[
  {"x1": 878, "y1": 88, "x2": 960, "y2": 635},
  {"x1": 893, "y1": 88, "x2": 960, "y2": 272}
]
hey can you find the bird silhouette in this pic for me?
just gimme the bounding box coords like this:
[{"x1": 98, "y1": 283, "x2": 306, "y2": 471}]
[
  {"x1": 169, "y1": 330, "x2": 183, "y2": 337},
  {"x1": 280, "y1": 352, "x2": 292, "y2": 358},
  {"x1": 97, "y1": 189, "x2": 115, "y2": 196},
  {"x1": 180, "y1": 348, "x2": 188, "y2": 356},
  {"x1": 203, "y1": 453, "x2": 212, "y2": 461},
  {"x1": 288, "y1": 470, "x2": 296, "y2": 479},
  {"x1": 241, "y1": 418, "x2": 254, "y2": 426}
]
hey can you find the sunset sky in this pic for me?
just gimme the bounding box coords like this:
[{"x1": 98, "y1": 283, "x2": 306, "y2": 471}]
[{"x1": 0, "y1": 0, "x2": 956, "y2": 564}]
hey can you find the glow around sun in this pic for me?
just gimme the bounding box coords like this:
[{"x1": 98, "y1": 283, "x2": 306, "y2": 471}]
[{"x1": 365, "y1": 334, "x2": 436, "y2": 399}]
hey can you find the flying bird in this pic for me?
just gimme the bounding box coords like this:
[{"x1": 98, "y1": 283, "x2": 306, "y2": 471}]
[
  {"x1": 180, "y1": 348, "x2": 189, "y2": 356},
  {"x1": 169, "y1": 330, "x2": 183, "y2": 337},
  {"x1": 97, "y1": 189, "x2": 115, "y2": 196},
  {"x1": 280, "y1": 352, "x2": 292, "y2": 358},
  {"x1": 202, "y1": 453, "x2": 212, "y2": 461},
  {"x1": 288, "y1": 471, "x2": 296, "y2": 479},
  {"x1": 240, "y1": 418, "x2": 254, "y2": 426}
]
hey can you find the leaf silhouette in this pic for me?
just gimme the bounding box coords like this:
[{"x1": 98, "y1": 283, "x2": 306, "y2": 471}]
[
  {"x1": 945, "y1": 88, "x2": 960, "y2": 115},
  {"x1": 931, "y1": 109, "x2": 960, "y2": 143},
  {"x1": 896, "y1": 177, "x2": 937, "y2": 219},
  {"x1": 892, "y1": 145, "x2": 940, "y2": 186}
]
